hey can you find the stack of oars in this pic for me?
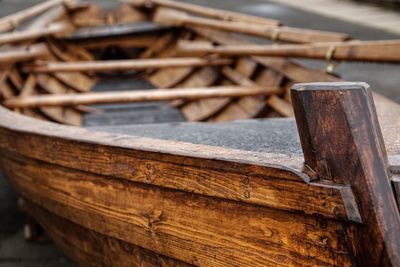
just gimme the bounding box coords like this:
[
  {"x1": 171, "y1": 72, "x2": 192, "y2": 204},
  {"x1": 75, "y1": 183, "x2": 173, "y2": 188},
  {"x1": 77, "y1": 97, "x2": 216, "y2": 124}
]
[{"x1": 0, "y1": 0, "x2": 399, "y2": 125}]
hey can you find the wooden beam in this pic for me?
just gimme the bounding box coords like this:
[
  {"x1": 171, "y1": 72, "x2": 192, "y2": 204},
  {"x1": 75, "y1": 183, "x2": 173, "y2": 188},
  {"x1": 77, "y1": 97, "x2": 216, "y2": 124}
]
[
  {"x1": 0, "y1": 43, "x2": 49, "y2": 64},
  {"x1": 0, "y1": 23, "x2": 72, "y2": 46},
  {"x1": 126, "y1": 0, "x2": 280, "y2": 26},
  {"x1": 4, "y1": 86, "x2": 280, "y2": 108},
  {"x1": 154, "y1": 8, "x2": 350, "y2": 43},
  {"x1": 0, "y1": 0, "x2": 72, "y2": 33},
  {"x1": 178, "y1": 40, "x2": 400, "y2": 63},
  {"x1": 291, "y1": 82, "x2": 400, "y2": 266},
  {"x1": 24, "y1": 57, "x2": 232, "y2": 72}
]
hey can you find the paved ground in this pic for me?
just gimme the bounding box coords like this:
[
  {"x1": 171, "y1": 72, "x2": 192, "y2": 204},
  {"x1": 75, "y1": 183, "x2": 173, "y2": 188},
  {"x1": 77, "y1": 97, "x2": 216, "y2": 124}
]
[{"x1": 0, "y1": 0, "x2": 399, "y2": 266}]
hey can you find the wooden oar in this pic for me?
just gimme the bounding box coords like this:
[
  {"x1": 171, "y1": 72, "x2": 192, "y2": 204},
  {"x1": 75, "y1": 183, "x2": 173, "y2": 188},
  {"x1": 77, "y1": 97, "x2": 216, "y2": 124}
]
[
  {"x1": 0, "y1": 44, "x2": 49, "y2": 64},
  {"x1": 24, "y1": 57, "x2": 233, "y2": 72},
  {"x1": 154, "y1": 8, "x2": 350, "y2": 43},
  {"x1": 177, "y1": 40, "x2": 400, "y2": 63},
  {"x1": 4, "y1": 86, "x2": 280, "y2": 108},
  {"x1": 125, "y1": 0, "x2": 280, "y2": 26},
  {"x1": 0, "y1": 23, "x2": 72, "y2": 46},
  {"x1": 0, "y1": 0, "x2": 73, "y2": 33}
]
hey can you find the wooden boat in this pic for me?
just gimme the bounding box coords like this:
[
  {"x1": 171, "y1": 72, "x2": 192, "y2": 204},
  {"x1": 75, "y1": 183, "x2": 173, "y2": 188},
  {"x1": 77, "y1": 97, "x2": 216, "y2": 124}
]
[{"x1": 0, "y1": 0, "x2": 399, "y2": 266}]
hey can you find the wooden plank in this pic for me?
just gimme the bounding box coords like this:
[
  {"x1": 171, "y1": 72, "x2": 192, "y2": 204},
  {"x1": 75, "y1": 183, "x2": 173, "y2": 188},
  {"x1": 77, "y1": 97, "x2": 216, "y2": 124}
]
[
  {"x1": 23, "y1": 199, "x2": 192, "y2": 267},
  {"x1": 47, "y1": 40, "x2": 94, "y2": 61},
  {"x1": 0, "y1": 23, "x2": 72, "y2": 45},
  {"x1": 26, "y1": 5, "x2": 67, "y2": 29},
  {"x1": 69, "y1": 4, "x2": 104, "y2": 27},
  {"x1": 36, "y1": 74, "x2": 82, "y2": 126},
  {"x1": 171, "y1": 66, "x2": 219, "y2": 107},
  {"x1": 110, "y1": 3, "x2": 147, "y2": 24},
  {"x1": 40, "y1": 50, "x2": 95, "y2": 92},
  {"x1": 7, "y1": 69, "x2": 23, "y2": 91},
  {"x1": 53, "y1": 72, "x2": 95, "y2": 92},
  {"x1": 0, "y1": 0, "x2": 69, "y2": 33},
  {"x1": 2, "y1": 152, "x2": 354, "y2": 266},
  {"x1": 291, "y1": 82, "x2": 400, "y2": 266},
  {"x1": 4, "y1": 86, "x2": 280, "y2": 108},
  {"x1": 0, "y1": 81, "x2": 16, "y2": 99},
  {"x1": 212, "y1": 64, "x2": 264, "y2": 121},
  {"x1": 146, "y1": 32, "x2": 195, "y2": 86},
  {"x1": 0, "y1": 43, "x2": 49, "y2": 64},
  {"x1": 128, "y1": 0, "x2": 280, "y2": 26},
  {"x1": 179, "y1": 40, "x2": 400, "y2": 63},
  {"x1": 180, "y1": 80, "x2": 232, "y2": 121},
  {"x1": 149, "y1": 67, "x2": 194, "y2": 88},
  {"x1": 191, "y1": 27, "x2": 341, "y2": 83},
  {"x1": 154, "y1": 8, "x2": 350, "y2": 43},
  {"x1": 25, "y1": 57, "x2": 232, "y2": 73},
  {"x1": 140, "y1": 33, "x2": 174, "y2": 58},
  {"x1": 266, "y1": 95, "x2": 294, "y2": 117}
]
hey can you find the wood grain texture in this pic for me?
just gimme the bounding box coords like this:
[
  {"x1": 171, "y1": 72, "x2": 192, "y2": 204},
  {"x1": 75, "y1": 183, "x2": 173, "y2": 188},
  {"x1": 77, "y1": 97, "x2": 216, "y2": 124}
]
[
  {"x1": 2, "y1": 152, "x2": 354, "y2": 266},
  {"x1": 0, "y1": 104, "x2": 364, "y2": 224},
  {"x1": 291, "y1": 82, "x2": 400, "y2": 266},
  {"x1": 23, "y1": 199, "x2": 192, "y2": 267}
]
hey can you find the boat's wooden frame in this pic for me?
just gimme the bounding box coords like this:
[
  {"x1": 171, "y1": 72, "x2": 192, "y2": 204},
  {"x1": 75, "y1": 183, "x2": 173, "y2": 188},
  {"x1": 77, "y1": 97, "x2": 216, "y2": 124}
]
[
  {"x1": 1, "y1": 82, "x2": 400, "y2": 266},
  {"x1": 0, "y1": 0, "x2": 400, "y2": 266}
]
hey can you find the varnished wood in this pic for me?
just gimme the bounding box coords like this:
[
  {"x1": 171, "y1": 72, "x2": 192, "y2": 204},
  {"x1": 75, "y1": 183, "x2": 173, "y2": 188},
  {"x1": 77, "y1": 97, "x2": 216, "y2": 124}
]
[{"x1": 291, "y1": 82, "x2": 400, "y2": 266}]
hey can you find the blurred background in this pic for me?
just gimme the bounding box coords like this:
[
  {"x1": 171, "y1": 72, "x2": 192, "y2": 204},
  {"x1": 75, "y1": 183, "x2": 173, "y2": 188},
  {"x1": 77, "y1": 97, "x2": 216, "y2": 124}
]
[{"x1": 0, "y1": 0, "x2": 399, "y2": 266}]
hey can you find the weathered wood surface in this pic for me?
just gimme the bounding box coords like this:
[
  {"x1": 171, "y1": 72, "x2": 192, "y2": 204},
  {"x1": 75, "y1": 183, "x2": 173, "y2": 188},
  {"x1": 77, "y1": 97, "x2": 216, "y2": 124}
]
[
  {"x1": 154, "y1": 8, "x2": 350, "y2": 43},
  {"x1": 23, "y1": 199, "x2": 192, "y2": 267},
  {"x1": 0, "y1": 104, "x2": 366, "y2": 220},
  {"x1": 1, "y1": 84, "x2": 400, "y2": 266},
  {"x1": 1, "y1": 150, "x2": 354, "y2": 266},
  {"x1": 291, "y1": 82, "x2": 400, "y2": 266},
  {"x1": 178, "y1": 40, "x2": 400, "y2": 63}
]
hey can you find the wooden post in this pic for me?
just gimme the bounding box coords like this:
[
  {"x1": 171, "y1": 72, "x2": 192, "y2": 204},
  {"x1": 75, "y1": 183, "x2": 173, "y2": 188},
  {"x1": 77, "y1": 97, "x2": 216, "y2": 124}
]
[{"x1": 291, "y1": 82, "x2": 400, "y2": 266}]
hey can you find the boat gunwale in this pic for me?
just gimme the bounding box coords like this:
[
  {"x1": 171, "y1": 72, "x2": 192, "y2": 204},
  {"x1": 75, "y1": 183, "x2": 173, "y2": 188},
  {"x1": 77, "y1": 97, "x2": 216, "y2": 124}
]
[
  {"x1": 0, "y1": 104, "x2": 368, "y2": 222},
  {"x1": 0, "y1": 105, "x2": 307, "y2": 179}
]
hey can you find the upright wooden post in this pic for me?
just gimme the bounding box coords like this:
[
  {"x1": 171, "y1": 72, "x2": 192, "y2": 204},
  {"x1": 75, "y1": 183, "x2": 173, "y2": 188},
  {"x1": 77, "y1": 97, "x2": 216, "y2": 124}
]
[{"x1": 291, "y1": 82, "x2": 400, "y2": 266}]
